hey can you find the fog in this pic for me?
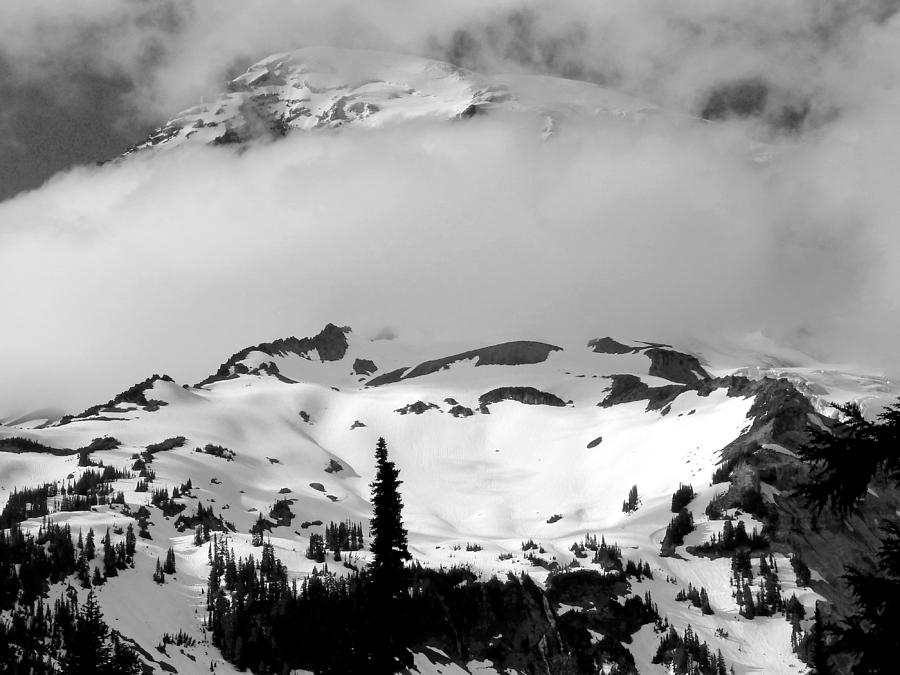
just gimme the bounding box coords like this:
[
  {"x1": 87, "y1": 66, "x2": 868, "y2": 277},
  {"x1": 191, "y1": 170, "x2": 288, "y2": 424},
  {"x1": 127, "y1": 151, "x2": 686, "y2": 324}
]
[{"x1": 2, "y1": 0, "x2": 900, "y2": 414}]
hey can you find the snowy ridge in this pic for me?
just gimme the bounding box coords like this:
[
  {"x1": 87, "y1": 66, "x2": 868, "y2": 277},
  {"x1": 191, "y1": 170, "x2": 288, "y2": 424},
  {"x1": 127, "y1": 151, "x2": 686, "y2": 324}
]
[
  {"x1": 3, "y1": 326, "x2": 891, "y2": 673},
  {"x1": 127, "y1": 46, "x2": 661, "y2": 154}
]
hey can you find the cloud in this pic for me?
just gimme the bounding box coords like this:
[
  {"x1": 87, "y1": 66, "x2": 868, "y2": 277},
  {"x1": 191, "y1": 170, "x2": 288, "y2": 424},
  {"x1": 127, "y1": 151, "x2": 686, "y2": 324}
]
[
  {"x1": 2, "y1": 0, "x2": 898, "y2": 126},
  {"x1": 3, "y1": 1, "x2": 900, "y2": 414}
]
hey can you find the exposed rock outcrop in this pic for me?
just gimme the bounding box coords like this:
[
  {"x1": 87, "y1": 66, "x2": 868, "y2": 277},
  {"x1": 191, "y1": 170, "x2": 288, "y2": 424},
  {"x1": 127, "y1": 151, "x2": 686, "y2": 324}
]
[
  {"x1": 598, "y1": 374, "x2": 687, "y2": 412},
  {"x1": 365, "y1": 366, "x2": 409, "y2": 387},
  {"x1": 197, "y1": 323, "x2": 350, "y2": 386},
  {"x1": 587, "y1": 337, "x2": 636, "y2": 354},
  {"x1": 59, "y1": 374, "x2": 176, "y2": 424},
  {"x1": 643, "y1": 348, "x2": 711, "y2": 387},
  {"x1": 367, "y1": 341, "x2": 561, "y2": 387},
  {"x1": 352, "y1": 358, "x2": 377, "y2": 376},
  {"x1": 479, "y1": 387, "x2": 566, "y2": 411},
  {"x1": 395, "y1": 401, "x2": 440, "y2": 415},
  {"x1": 449, "y1": 405, "x2": 475, "y2": 418}
]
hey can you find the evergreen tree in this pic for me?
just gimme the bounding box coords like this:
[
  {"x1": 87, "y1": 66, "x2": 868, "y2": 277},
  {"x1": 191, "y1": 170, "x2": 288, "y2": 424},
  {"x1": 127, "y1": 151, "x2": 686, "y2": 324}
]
[
  {"x1": 153, "y1": 558, "x2": 165, "y2": 584},
  {"x1": 64, "y1": 591, "x2": 111, "y2": 673},
  {"x1": 125, "y1": 524, "x2": 136, "y2": 562},
  {"x1": 368, "y1": 437, "x2": 413, "y2": 672},
  {"x1": 102, "y1": 529, "x2": 117, "y2": 577},
  {"x1": 85, "y1": 528, "x2": 96, "y2": 560},
  {"x1": 163, "y1": 547, "x2": 176, "y2": 574},
  {"x1": 798, "y1": 399, "x2": 900, "y2": 673},
  {"x1": 622, "y1": 484, "x2": 639, "y2": 513},
  {"x1": 369, "y1": 437, "x2": 411, "y2": 598}
]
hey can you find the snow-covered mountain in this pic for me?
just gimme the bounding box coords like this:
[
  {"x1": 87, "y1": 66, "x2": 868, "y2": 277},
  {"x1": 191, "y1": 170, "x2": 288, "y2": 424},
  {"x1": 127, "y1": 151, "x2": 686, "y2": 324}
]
[
  {"x1": 2, "y1": 322, "x2": 896, "y2": 674},
  {"x1": 126, "y1": 46, "x2": 661, "y2": 153},
  {"x1": 3, "y1": 46, "x2": 898, "y2": 675}
]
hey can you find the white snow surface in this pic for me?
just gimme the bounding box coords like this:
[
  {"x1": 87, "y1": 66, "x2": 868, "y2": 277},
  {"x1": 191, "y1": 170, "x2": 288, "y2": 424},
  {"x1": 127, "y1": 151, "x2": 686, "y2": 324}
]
[
  {"x1": 2, "y1": 329, "x2": 886, "y2": 674},
  {"x1": 127, "y1": 46, "x2": 663, "y2": 154}
]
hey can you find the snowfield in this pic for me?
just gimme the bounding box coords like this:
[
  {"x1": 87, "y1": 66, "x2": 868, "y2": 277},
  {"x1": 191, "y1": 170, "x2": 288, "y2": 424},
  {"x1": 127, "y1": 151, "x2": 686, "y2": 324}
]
[{"x1": 2, "y1": 325, "x2": 884, "y2": 674}]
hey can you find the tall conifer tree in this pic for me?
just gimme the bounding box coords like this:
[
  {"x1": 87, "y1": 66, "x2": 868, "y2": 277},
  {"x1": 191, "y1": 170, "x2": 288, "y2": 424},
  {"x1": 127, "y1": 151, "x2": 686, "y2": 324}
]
[{"x1": 367, "y1": 437, "x2": 412, "y2": 672}]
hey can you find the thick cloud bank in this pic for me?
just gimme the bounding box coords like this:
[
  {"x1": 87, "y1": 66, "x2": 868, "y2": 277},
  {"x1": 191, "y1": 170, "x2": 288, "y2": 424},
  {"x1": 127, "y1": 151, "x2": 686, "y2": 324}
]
[{"x1": 2, "y1": 1, "x2": 900, "y2": 413}]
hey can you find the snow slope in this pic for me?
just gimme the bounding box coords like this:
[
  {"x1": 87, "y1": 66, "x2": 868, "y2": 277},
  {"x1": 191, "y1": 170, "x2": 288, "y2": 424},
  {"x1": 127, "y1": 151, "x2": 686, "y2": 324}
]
[
  {"x1": 3, "y1": 325, "x2": 886, "y2": 674},
  {"x1": 126, "y1": 46, "x2": 661, "y2": 154}
]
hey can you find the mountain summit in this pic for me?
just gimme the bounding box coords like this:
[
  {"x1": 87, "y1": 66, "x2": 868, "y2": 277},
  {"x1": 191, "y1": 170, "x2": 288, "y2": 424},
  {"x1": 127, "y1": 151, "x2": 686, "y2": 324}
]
[{"x1": 128, "y1": 46, "x2": 659, "y2": 153}]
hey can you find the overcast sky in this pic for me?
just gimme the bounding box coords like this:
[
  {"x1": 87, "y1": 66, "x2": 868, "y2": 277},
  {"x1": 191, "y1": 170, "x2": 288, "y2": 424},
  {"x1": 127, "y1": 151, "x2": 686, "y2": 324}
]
[{"x1": 2, "y1": 0, "x2": 900, "y2": 415}]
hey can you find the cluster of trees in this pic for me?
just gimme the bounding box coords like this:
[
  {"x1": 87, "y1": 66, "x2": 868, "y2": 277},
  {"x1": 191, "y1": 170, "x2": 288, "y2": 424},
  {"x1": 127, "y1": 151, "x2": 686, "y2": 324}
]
[
  {"x1": 206, "y1": 437, "x2": 414, "y2": 673},
  {"x1": 730, "y1": 553, "x2": 784, "y2": 620},
  {"x1": 0, "y1": 484, "x2": 55, "y2": 528},
  {"x1": 622, "y1": 485, "x2": 639, "y2": 514},
  {"x1": 153, "y1": 547, "x2": 177, "y2": 583},
  {"x1": 671, "y1": 484, "x2": 695, "y2": 512},
  {"x1": 691, "y1": 519, "x2": 768, "y2": 556},
  {"x1": 77, "y1": 436, "x2": 121, "y2": 467},
  {"x1": 2, "y1": 519, "x2": 136, "y2": 608},
  {"x1": 206, "y1": 437, "x2": 665, "y2": 674},
  {"x1": 795, "y1": 399, "x2": 900, "y2": 673},
  {"x1": 653, "y1": 624, "x2": 734, "y2": 675},
  {"x1": 196, "y1": 443, "x2": 236, "y2": 460},
  {"x1": 268, "y1": 498, "x2": 295, "y2": 526},
  {"x1": 0, "y1": 516, "x2": 140, "y2": 672},
  {"x1": 0, "y1": 466, "x2": 134, "y2": 530},
  {"x1": 0, "y1": 591, "x2": 140, "y2": 674},
  {"x1": 173, "y1": 501, "x2": 235, "y2": 543},
  {"x1": 675, "y1": 583, "x2": 714, "y2": 615},
  {"x1": 150, "y1": 486, "x2": 187, "y2": 517},
  {"x1": 661, "y1": 509, "x2": 694, "y2": 556},
  {"x1": 324, "y1": 520, "x2": 366, "y2": 553},
  {"x1": 624, "y1": 558, "x2": 654, "y2": 581}
]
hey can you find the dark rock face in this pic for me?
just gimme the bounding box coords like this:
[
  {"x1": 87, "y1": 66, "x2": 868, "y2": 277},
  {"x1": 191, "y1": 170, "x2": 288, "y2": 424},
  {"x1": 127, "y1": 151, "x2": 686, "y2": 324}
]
[
  {"x1": 598, "y1": 374, "x2": 687, "y2": 412},
  {"x1": 60, "y1": 374, "x2": 176, "y2": 423},
  {"x1": 367, "y1": 341, "x2": 562, "y2": 386},
  {"x1": 352, "y1": 358, "x2": 377, "y2": 376},
  {"x1": 311, "y1": 323, "x2": 352, "y2": 361},
  {"x1": 587, "y1": 337, "x2": 635, "y2": 354},
  {"x1": 449, "y1": 405, "x2": 475, "y2": 418},
  {"x1": 365, "y1": 366, "x2": 409, "y2": 387},
  {"x1": 197, "y1": 323, "x2": 350, "y2": 386},
  {"x1": 719, "y1": 377, "x2": 819, "y2": 463},
  {"x1": 478, "y1": 387, "x2": 566, "y2": 410},
  {"x1": 643, "y1": 348, "x2": 711, "y2": 387},
  {"x1": 395, "y1": 401, "x2": 440, "y2": 415}
]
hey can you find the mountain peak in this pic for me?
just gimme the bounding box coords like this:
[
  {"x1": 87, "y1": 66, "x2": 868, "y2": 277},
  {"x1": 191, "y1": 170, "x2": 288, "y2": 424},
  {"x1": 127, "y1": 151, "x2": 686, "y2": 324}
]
[
  {"x1": 197, "y1": 322, "x2": 351, "y2": 387},
  {"x1": 126, "y1": 46, "x2": 659, "y2": 155}
]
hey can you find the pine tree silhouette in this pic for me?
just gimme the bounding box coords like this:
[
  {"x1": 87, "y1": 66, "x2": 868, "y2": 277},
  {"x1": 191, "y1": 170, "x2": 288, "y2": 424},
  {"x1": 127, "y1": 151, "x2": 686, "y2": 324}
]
[
  {"x1": 64, "y1": 591, "x2": 111, "y2": 673},
  {"x1": 367, "y1": 437, "x2": 413, "y2": 672}
]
